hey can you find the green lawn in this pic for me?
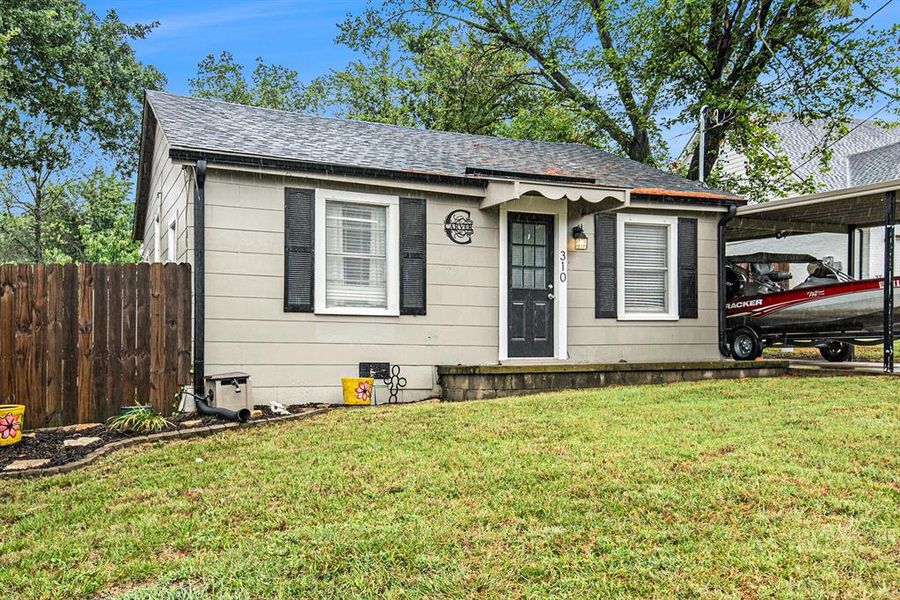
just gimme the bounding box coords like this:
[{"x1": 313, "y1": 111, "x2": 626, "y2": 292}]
[
  {"x1": 764, "y1": 341, "x2": 899, "y2": 361},
  {"x1": 3, "y1": 377, "x2": 898, "y2": 598}
]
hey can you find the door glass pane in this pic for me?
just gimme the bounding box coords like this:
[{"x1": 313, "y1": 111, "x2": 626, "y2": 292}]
[
  {"x1": 535, "y1": 247, "x2": 545, "y2": 267},
  {"x1": 535, "y1": 224, "x2": 546, "y2": 245},
  {"x1": 512, "y1": 222, "x2": 523, "y2": 244},
  {"x1": 523, "y1": 267, "x2": 534, "y2": 288},
  {"x1": 535, "y1": 268, "x2": 546, "y2": 289},
  {"x1": 512, "y1": 245, "x2": 523, "y2": 266},
  {"x1": 524, "y1": 223, "x2": 534, "y2": 243},
  {"x1": 512, "y1": 267, "x2": 523, "y2": 288},
  {"x1": 524, "y1": 245, "x2": 534, "y2": 267}
]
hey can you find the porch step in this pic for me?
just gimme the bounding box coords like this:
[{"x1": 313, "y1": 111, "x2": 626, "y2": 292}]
[{"x1": 437, "y1": 360, "x2": 789, "y2": 401}]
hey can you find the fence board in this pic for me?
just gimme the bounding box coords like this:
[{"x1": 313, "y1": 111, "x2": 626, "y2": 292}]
[
  {"x1": 0, "y1": 262, "x2": 191, "y2": 427},
  {"x1": 135, "y1": 263, "x2": 151, "y2": 407},
  {"x1": 61, "y1": 265, "x2": 78, "y2": 425},
  {"x1": 121, "y1": 266, "x2": 136, "y2": 406},
  {"x1": 0, "y1": 265, "x2": 15, "y2": 402},
  {"x1": 107, "y1": 266, "x2": 123, "y2": 417},
  {"x1": 176, "y1": 263, "x2": 191, "y2": 388},
  {"x1": 76, "y1": 264, "x2": 94, "y2": 424},
  {"x1": 31, "y1": 265, "x2": 46, "y2": 427},
  {"x1": 44, "y1": 265, "x2": 62, "y2": 426},
  {"x1": 15, "y1": 266, "x2": 33, "y2": 422},
  {"x1": 163, "y1": 264, "x2": 179, "y2": 414},
  {"x1": 149, "y1": 264, "x2": 164, "y2": 414},
  {"x1": 91, "y1": 264, "x2": 109, "y2": 422}
]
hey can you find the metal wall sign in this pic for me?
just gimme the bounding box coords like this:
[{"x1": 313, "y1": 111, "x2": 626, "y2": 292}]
[{"x1": 444, "y1": 209, "x2": 474, "y2": 244}]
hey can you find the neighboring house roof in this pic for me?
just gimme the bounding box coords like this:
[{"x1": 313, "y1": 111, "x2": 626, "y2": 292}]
[
  {"x1": 769, "y1": 118, "x2": 900, "y2": 192},
  {"x1": 846, "y1": 140, "x2": 900, "y2": 188}
]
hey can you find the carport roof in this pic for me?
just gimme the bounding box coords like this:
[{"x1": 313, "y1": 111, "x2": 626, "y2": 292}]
[{"x1": 727, "y1": 179, "x2": 900, "y2": 241}]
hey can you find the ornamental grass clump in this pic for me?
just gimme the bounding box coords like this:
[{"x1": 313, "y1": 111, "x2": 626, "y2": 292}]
[{"x1": 106, "y1": 405, "x2": 171, "y2": 434}]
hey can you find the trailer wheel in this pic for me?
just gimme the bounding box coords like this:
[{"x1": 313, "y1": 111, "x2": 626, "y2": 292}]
[
  {"x1": 730, "y1": 328, "x2": 761, "y2": 361},
  {"x1": 819, "y1": 341, "x2": 853, "y2": 362}
]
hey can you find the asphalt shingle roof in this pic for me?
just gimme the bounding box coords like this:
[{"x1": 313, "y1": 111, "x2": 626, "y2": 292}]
[
  {"x1": 771, "y1": 119, "x2": 900, "y2": 192},
  {"x1": 146, "y1": 90, "x2": 735, "y2": 198}
]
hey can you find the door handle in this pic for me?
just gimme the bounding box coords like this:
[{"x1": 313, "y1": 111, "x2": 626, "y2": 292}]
[{"x1": 548, "y1": 293, "x2": 555, "y2": 300}]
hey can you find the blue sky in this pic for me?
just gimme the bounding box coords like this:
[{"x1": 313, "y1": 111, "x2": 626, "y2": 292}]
[{"x1": 86, "y1": 0, "x2": 899, "y2": 157}]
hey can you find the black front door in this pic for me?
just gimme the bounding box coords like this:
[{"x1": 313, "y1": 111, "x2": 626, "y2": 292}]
[{"x1": 508, "y1": 212, "x2": 554, "y2": 357}]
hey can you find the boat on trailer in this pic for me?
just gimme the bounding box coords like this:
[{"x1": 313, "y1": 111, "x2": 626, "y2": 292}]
[{"x1": 725, "y1": 252, "x2": 900, "y2": 361}]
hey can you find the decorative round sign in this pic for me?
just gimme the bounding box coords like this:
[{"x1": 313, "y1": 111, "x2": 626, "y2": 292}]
[{"x1": 444, "y1": 209, "x2": 474, "y2": 244}]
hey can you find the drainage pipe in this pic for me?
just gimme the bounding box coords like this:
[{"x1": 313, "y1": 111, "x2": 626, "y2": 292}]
[
  {"x1": 195, "y1": 394, "x2": 251, "y2": 423},
  {"x1": 718, "y1": 204, "x2": 738, "y2": 357}
]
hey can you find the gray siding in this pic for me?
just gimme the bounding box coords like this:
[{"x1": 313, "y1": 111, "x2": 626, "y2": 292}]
[
  {"x1": 194, "y1": 168, "x2": 723, "y2": 404},
  {"x1": 141, "y1": 124, "x2": 190, "y2": 264}
]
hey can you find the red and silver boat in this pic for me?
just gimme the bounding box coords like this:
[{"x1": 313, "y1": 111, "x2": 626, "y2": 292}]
[{"x1": 725, "y1": 252, "x2": 900, "y2": 361}]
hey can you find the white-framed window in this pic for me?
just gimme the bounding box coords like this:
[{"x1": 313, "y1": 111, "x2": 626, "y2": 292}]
[
  {"x1": 167, "y1": 217, "x2": 177, "y2": 262},
  {"x1": 314, "y1": 189, "x2": 400, "y2": 316},
  {"x1": 616, "y1": 213, "x2": 678, "y2": 320}
]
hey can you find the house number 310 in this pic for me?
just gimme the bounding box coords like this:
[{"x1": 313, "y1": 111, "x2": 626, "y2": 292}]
[{"x1": 559, "y1": 250, "x2": 567, "y2": 282}]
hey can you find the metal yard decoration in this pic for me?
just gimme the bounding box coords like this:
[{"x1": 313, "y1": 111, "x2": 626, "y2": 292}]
[{"x1": 381, "y1": 365, "x2": 408, "y2": 404}]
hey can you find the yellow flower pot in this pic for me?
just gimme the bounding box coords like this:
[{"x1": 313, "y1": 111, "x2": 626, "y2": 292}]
[
  {"x1": 342, "y1": 378, "x2": 374, "y2": 405},
  {"x1": 0, "y1": 404, "x2": 25, "y2": 446}
]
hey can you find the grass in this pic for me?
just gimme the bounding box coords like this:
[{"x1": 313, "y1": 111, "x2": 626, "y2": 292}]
[
  {"x1": 2, "y1": 377, "x2": 898, "y2": 598},
  {"x1": 764, "y1": 341, "x2": 899, "y2": 361}
]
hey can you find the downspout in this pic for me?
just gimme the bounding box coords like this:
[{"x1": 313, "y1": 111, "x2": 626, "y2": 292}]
[
  {"x1": 193, "y1": 160, "x2": 207, "y2": 395},
  {"x1": 718, "y1": 204, "x2": 737, "y2": 357}
]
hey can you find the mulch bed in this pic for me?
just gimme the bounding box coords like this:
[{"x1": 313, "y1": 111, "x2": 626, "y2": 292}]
[{"x1": 0, "y1": 404, "x2": 327, "y2": 471}]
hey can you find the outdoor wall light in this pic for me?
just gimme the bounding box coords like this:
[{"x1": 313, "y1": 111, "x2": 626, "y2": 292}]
[{"x1": 572, "y1": 224, "x2": 588, "y2": 250}]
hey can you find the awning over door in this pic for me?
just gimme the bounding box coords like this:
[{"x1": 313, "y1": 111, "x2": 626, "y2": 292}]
[{"x1": 481, "y1": 179, "x2": 629, "y2": 211}]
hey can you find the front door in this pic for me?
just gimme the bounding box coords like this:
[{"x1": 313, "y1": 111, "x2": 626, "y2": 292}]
[{"x1": 508, "y1": 212, "x2": 554, "y2": 357}]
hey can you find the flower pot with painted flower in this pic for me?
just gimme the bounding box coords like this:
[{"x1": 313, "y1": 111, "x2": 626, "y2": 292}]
[{"x1": 0, "y1": 405, "x2": 25, "y2": 446}]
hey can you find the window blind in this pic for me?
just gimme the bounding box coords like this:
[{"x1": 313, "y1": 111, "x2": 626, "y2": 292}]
[
  {"x1": 623, "y1": 222, "x2": 668, "y2": 313},
  {"x1": 325, "y1": 201, "x2": 387, "y2": 308}
]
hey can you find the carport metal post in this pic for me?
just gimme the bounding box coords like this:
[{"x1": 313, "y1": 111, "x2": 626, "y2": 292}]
[
  {"x1": 847, "y1": 226, "x2": 857, "y2": 278},
  {"x1": 884, "y1": 190, "x2": 895, "y2": 373}
]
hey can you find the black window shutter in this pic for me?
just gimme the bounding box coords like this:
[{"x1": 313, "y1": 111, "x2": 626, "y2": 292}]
[
  {"x1": 677, "y1": 217, "x2": 698, "y2": 319},
  {"x1": 399, "y1": 197, "x2": 427, "y2": 315},
  {"x1": 595, "y1": 212, "x2": 617, "y2": 318},
  {"x1": 284, "y1": 188, "x2": 315, "y2": 312}
]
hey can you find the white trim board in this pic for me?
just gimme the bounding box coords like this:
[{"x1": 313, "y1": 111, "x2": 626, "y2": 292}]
[
  {"x1": 314, "y1": 188, "x2": 401, "y2": 317},
  {"x1": 616, "y1": 212, "x2": 679, "y2": 321}
]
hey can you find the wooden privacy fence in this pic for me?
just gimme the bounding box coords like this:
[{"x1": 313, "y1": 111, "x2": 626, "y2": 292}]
[{"x1": 0, "y1": 263, "x2": 191, "y2": 428}]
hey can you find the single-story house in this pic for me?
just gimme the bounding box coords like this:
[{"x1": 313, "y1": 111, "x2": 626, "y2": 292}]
[{"x1": 134, "y1": 91, "x2": 744, "y2": 404}]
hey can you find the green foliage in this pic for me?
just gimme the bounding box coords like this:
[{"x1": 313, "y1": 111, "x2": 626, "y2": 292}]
[
  {"x1": 329, "y1": 1, "x2": 898, "y2": 194},
  {"x1": 0, "y1": 168, "x2": 141, "y2": 264},
  {"x1": 106, "y1": 405, "x2": 171, "y2": 434},
  {"x1": 308, "y1": 22, "x2": 591, "y2": 143},
  {"x1": 3, "y1": 377, "x2": 898, "y2": 597},
  {"x1": 73, "y1": 170, "x2": 142, "y2": 263},
  {"x1": 0, "y1": 0, "x2": 165, "y2": 174},
  {"x1": 189, "y1": 51, "x2": 307, "y2": 112}
]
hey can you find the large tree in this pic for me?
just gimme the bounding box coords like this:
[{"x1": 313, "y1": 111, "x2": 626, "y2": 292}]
[
  {"x1": 0, "y1": 0, "x2": 163, "y2": 262},
  {"x1": 189, "y1": 51, "x2": 308, "y2": 112},
  {"x1": 330, "y1": 0, "x2": 898, "y2": 196}
]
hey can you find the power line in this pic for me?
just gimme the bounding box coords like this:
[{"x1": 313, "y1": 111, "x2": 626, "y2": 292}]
[{"x1": 704, "y1": 0, "x2": 894, "y2": 134}]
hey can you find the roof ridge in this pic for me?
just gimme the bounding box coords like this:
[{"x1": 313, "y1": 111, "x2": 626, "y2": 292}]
[{"x1": 145, "y1": 89, "x2": 609, "y2": 154}]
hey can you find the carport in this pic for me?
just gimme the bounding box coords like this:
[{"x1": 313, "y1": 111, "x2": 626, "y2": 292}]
[{"x1": 726, "y1": 180, "x2": 898, "y2": 372}]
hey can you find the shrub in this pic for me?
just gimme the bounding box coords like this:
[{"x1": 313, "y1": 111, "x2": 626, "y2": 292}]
[{"x1": 107, "y1": 405, "x2": 172, "y2": 434}]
